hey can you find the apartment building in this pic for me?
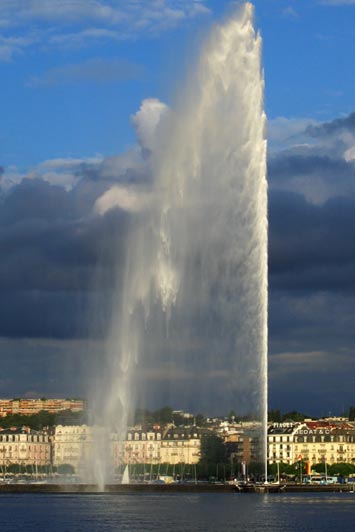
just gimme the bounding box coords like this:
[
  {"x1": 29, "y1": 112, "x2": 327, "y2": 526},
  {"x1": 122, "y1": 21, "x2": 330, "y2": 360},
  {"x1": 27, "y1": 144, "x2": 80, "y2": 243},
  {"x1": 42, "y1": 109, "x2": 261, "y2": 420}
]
[
  {"x1": 112, "y1": 427, "x2": 163, "y2": 467},
  {"x1": 268, "y1": 421, "x2": 355, "y2": 466},
  {"x1": 293, "y1": 421, "x2": 355, "y2": 466},
  {"x1": 52, "y1": 425, "x2": 202, "y2": 472},
  {"x1": 53, "y1": 425, "x2": 92, "y2": 471},
  {"x1": 160, "y1": 427, "x2": 201, "y2": 465},
  {"x1": 268, "y1": 422, "x2": 299, "y2": 464},
  {"x1": 0, "y1": 427, "x2": 51, "y2": 467},
  {"x1": 0, "y1": 398, "x2": 87, "y2": 417}
]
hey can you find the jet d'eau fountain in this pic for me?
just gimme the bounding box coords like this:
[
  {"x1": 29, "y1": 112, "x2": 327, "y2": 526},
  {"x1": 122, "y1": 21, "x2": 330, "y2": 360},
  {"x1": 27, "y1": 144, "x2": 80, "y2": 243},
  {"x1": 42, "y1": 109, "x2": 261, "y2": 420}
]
[{"x1": 90, "y1": 2, "x2": 268, "y2": 487}]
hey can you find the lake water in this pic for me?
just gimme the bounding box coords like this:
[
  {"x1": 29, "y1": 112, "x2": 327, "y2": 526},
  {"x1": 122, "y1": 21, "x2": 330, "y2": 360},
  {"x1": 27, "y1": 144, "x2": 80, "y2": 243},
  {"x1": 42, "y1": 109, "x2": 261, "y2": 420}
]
[{"x1": 1, "y1": 492, "x2": 355, "y2": 531}]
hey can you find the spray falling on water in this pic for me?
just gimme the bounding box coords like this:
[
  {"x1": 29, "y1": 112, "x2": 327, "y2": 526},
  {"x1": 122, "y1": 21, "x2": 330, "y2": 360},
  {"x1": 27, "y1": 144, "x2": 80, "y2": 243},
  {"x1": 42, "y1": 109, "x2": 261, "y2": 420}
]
[{"x1": 92, "y1": 2, "x2": 268, "y2": 486}]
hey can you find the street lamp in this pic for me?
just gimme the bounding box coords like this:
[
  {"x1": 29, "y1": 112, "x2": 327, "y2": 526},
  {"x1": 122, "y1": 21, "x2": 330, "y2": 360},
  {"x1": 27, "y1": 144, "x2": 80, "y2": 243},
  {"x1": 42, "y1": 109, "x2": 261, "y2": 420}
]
[
  {"x1": 323, "y1": 456, "x2": 328, "y2": 484},
  {"x1": 297, "y1": 453, "x2": 303, "y2": 484}
]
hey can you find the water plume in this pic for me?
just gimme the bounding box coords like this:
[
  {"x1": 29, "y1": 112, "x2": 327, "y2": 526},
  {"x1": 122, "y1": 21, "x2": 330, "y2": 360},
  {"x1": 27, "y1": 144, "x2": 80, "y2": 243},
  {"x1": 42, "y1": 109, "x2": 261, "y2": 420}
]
[{"x1": 91, "y1": 2, "x2": 268, "y2": 486}]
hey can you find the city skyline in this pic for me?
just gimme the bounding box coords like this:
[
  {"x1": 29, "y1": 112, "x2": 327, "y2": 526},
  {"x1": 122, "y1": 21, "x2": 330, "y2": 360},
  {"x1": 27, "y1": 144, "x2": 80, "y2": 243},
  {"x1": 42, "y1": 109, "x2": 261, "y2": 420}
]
[{"x1": 1, "y1": 0, "x2": 355, "y2": 416}]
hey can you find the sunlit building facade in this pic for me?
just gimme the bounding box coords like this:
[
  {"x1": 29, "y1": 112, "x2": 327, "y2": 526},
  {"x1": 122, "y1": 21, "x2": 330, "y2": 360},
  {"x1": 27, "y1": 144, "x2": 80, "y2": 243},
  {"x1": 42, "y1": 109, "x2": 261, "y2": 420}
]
[
  {"x1": 0, "y1": 427, "x2": 51, "y2": 467},
  {"x1": 268, "y1": 421, "x2": 355, "y2": 466},
  {"x1": 0, "y1": 398, "x2": 87, "y2": 417}
]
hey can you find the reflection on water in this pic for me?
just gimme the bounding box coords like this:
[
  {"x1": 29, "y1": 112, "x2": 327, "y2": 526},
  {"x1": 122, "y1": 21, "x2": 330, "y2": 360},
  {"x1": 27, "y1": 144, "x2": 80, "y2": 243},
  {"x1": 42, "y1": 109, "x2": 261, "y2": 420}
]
[{"x1": 0, "y1": 493, "x2": 355, "y2": 532}]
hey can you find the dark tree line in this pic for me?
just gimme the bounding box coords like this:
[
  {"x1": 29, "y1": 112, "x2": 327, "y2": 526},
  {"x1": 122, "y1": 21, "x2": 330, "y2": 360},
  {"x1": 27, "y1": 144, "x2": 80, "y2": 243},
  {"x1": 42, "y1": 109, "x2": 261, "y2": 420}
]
[{"x1": 0, "y1": 409, "x2": 87, "y2": 430}]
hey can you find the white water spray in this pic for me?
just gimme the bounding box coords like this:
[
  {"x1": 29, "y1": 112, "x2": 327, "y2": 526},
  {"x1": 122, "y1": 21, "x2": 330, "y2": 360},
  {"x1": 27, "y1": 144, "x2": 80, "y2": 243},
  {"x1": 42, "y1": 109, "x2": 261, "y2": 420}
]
[{"x1": 92, "y1": 2, "x2": 268, "y2": 487}]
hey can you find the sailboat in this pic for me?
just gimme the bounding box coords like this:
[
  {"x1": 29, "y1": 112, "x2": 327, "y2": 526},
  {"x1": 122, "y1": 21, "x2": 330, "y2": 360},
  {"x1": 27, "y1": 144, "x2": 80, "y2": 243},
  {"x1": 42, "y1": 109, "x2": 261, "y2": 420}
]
[{"x1": 121, "y1": 465, "x2": 130, "y2": 485}]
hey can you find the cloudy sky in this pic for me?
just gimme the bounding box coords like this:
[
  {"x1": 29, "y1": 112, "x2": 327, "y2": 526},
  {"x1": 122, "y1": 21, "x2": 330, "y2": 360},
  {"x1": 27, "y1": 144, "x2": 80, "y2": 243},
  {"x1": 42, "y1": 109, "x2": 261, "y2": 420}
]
[{"x1": 1, "y1": 0, "x2": 355, "y2": 417}]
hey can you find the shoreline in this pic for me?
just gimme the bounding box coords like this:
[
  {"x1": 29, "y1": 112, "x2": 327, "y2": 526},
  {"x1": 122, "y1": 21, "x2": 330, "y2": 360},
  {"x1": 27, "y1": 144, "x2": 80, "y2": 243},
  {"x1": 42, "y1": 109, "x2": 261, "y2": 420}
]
[{"x1": 0, "y1": 483, "x2": 353, "y2": 494}]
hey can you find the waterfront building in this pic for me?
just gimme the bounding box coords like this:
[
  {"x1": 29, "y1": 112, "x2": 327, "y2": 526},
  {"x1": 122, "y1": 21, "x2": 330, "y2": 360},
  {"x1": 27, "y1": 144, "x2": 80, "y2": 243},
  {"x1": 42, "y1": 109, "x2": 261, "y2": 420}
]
[
  {"x1": 0, "y1": 427, "x2": 51, "y2": 467},
  {"x1": 293, "y1": 421, "x2": 355, "y2": 466},
  {"x1": 160, "y1": 427, "x2": 201, "y2": 465},
  {"x1": 53, "y1": 425, "x2": 202, "y2": 472},
  {"x1": 218, "y1": 420, "x2": 263, "y2": 465},
  {"x1": 268, "y1": 420, "x2": 355, "y2": 466},
  {"x1": 112, "y1": 426, "x2": 202, "y2": 468},
  {"x1": 112, "y1": 427, "x2": 163, "y2": 467},
  {"x1": 53, "y1": 425, "x2": 92, "y2": 471},
  {"x1": 268, "y1": 422, "x2": 300, "y2": 464}
]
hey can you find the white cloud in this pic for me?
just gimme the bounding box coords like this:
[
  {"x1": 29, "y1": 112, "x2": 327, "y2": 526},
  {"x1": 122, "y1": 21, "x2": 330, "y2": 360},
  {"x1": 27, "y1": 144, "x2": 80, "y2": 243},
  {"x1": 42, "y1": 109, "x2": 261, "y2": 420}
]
[
  {"x1": 268, "y1": 112, "x2": 355, "y2": 204},
  {"x1": 319, "y1": 0, "x2": 355, "y2": 4},
  {"x1": 131, "y1": 98, "x2": 170, "y2": 155},
  {"x1": 0, "y1": 1, "x2": 123, "y2": 24},
  {"x1": 0, "y1": 1, "x2": 211, "y2": 60},
  {"x1": 48, "y1": 28, "x2": 122, "y2": 48},
  {"x1": 0, "y1": 97, "x2": 166, "y2": 194},
  {"x1": 1, "y1": 155, "x2": 103, "y2": 192},
  {"x1": 94, "y1": 184, "x2": 148, "y2": 215},
  {"x1": 0, "y1": 34, "x2": 37, "y2": 61},
  {"x1": 39, "y1": 156, "x2": 103, "y2": 170},
  {"x1": 27, "y1": 58, "x2": 144, "y2": 87},
  {"x1": 282, "y1": 6, "x2": 299, "y2": 18},
  {"x1": 267, "y1": 116, "x2": 318, "y2": 152}
]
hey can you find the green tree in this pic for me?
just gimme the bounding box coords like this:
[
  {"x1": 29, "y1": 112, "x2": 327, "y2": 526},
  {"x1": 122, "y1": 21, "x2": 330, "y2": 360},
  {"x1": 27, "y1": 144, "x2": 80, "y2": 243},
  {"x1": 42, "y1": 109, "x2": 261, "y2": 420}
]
[
  {"x1": 153, "y1": 406, "x2": 173, "y2": 424},
  {"x1": 0, "y1": 411, "x2": 56, "y2": 430},
  {"x1": 57, "y1": 464, "x2": 75, "y2": 474},
  {"x1": 282, "y1": 411, "x2": 310, "y2": 422},
  {"x1": 228, "y1": 410, "x2": 237, "y2": 421},
  {"x1": 268, "y1": 409, "x2": 282, "y2": 422},
  {"x1": 195, "y1": 414, "x2": 206, "y2": 427},
  {"x1": 312, "y1": 462, "x2": 329, "y2": 474},
  {"x1": 328, "y1": 462, "x2": 355, "y2": 477},
  {"x1": 200, "y1": 433, "x2": 227, "y2": 465},
  {"x1": 268, "y1": 461, "x2": 296, "y2": 477}
]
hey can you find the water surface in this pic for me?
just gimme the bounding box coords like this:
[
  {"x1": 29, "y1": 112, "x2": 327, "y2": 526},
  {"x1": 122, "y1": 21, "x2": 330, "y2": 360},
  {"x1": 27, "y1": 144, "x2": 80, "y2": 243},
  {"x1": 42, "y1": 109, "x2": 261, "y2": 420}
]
[{"x1": 1, "y1": 492, "x2": 354, "y2": 531}]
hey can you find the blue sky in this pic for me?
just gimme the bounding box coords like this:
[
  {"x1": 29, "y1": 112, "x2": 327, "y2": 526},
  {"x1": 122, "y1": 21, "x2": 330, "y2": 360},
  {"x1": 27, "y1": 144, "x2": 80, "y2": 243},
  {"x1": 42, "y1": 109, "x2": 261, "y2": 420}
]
[
  {"x1": 1, "y1": 0, "x2": 354, "y2": 168},
  {"x1": 1, "y1": 0, "x2": 355, "y2": 416}
]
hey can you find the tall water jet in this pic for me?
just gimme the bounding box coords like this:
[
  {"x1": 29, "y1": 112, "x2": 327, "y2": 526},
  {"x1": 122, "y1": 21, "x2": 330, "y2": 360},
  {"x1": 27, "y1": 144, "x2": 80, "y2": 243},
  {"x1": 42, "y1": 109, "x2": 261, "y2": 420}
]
[{"x1": 92, "y1": 2, "x2": 268, "y2": 486}]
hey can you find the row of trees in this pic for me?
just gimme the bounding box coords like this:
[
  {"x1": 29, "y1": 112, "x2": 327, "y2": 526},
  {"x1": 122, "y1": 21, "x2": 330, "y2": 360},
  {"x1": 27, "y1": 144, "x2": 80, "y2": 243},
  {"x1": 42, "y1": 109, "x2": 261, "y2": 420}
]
[
  {"x1": 0, "y1": 409, "x2": 87, "y2": 430},
  {"x1": 268, "y1": 461, "x2": 355, "y2": 479},
  {"x1": 1, "y1": 463, "x2": 74, "y2": 475},
  {"x1": 269, "y1": 406, "x2": 355, "y2": 423},
  {"x1": 4, "y1": 405, "x2": 355, "y2": 431}
]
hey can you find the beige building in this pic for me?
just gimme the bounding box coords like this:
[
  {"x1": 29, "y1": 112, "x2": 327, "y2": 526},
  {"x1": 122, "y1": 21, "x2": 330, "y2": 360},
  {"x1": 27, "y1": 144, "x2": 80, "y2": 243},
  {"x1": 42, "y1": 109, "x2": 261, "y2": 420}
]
[
  {"x1": 268, "y1": 422, "x2": 299, "y2": 464},
  {"x1": 0, "y1": 427, "x2": 51, "y2": 467},
  {"x1": 53, "y1": 424, "x2": 92, "y2": 471},
  {"x1": 53, "y1": 425, "x2": 202, "y2": 472},
  {"x1": 0, "y1": 398, "x2": 87, "y2": 417},
  {"x1": 114, "y1": 429, "x2": 161, "y2": 467},
  {"x1": 113, "y1": 427, "x2": 201, "y2": 467},
  {"x1": 293, "y1": 422, "x2": 355, "y2": 466},
  {"x1": 268, "y1": 421, "x2": 355, "y2": 466},
  {"x1": 160, "y1": 427, "x2": 201, "y2": 465}
]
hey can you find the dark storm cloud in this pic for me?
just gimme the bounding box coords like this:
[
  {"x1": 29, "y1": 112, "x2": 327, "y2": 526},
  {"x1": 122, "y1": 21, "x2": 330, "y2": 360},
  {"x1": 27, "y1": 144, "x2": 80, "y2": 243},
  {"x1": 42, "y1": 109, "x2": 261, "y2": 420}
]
[
  {"x1": 76, "y1": 155, "x2": 151, "y2": 184},
  {"x1": 0, "y1": 178, "x2": 77, "y2": 224},
  {"x1": 0, "y1": 176, "x2": 129, "y2": 339},
  {"x1": 1, "y1": 109, "x2": 355, "y2": 415},
  {"x1": 266, "y1": 110, "x2": 355, "y2": 413},
  {"x1": 306, "y1": 111, "x2": 355, "y2": 137},
  {"x1": 268, "y1": 190, "x2": 355, "y2": 291},
  {"x1": 268, "y1": 153, "x2": 355, "y2": 181},
  {"x1": 266, "y1": 109, "x2": 355, "y2": 295},
  {"x1": 267, "y1": 288, "x2": 355, "y2": 414}
]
